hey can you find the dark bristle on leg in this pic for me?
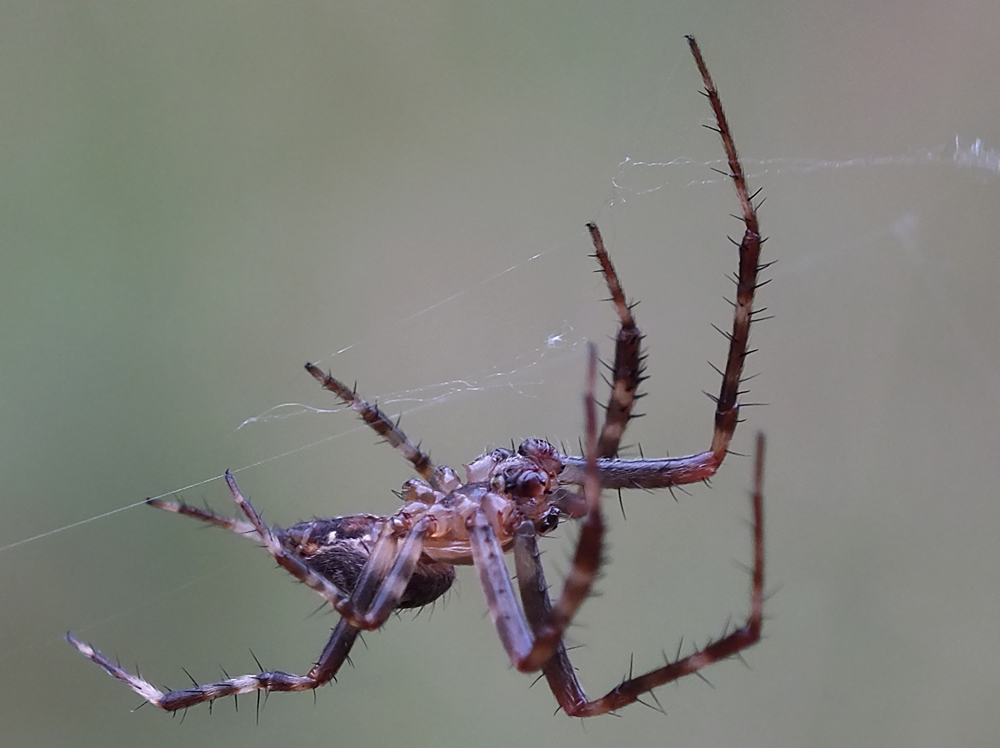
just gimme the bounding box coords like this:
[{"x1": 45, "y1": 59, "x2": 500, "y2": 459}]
[{"x1": 557, "y1": 34, "x2": 766, "y2": 496}]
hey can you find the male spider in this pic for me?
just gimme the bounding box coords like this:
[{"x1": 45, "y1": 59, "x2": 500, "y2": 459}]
[{"x1": 68, "y1": 36, "x2": 768, "y2": 718}]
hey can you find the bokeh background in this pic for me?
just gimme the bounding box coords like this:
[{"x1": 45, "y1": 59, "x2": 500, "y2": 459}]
[{"x1": 3, "y1": 2, "x2": 999, "y2": 747}]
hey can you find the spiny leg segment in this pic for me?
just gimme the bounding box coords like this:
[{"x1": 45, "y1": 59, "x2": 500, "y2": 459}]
[
  {"x1": 67, "y1": 620, "x2": 361, "y2": 713},
  {"x1": 559, "y1": 34, "x2": 766, "y2": 494},
  {"x1": 304, "y1": 363, "x2": 449, "y2": 491},
  {"x1": 472, "y1": 345, "x2": 606, "y2": 673},
  {"x1": 479, "y1": 343, "x2": 766, "y2": 714},
  {"x1": 218, "y1": 472, "x2": 431, "y2": 631},
  {"x1": 686, "y1": 35, "x2": 765, "y2": 461},
  {"x1": 530, "y1": 432, "x2": 765, "y2": 717},
  {"x1": 512, "y1": 35, "x2": 767, "y2": 716},
  {"x1": 145, "y1": 496, "x2": 258, "y2": 537},
  {"x1": 68, "y1": 473, "x2": 434, "y2": 712},
  {"x1": 588, "y1": 222, "x2": 645, "y2": 460}
]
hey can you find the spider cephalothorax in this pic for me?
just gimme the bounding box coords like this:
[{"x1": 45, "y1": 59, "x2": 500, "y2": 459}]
[{"x1": 69, "y1": 36, "x2": 768, "y2": 719}]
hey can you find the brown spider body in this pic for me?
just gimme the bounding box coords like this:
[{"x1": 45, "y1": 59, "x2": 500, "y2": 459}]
[
  {"x1": 274, "y1": 436, "x2": 574, "y2": 616},
  {"x1": 283, "y1": 514, "x2": 456, "y2": 610},
  {"x1": 287, "y1": 440, "x2": 567, "y2": 595},
  {"x1": 68, "y1": 36, "x2": 769, "y2": 719}
]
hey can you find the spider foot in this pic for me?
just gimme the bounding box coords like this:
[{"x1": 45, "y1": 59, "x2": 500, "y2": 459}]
[
  {"x1": 67, "y1": 633, "x2": 166, "y2": 707},
  {"x1": 67, "y1": 633, "x2": 321, "y2": 712}
]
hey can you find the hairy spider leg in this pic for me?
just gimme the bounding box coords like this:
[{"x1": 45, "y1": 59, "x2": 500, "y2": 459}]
[
  {"x1": 68, "y1": 478, "x2": 436, "y2": 711},
  {"x1": 305, "y1": 362, "x2": 450, "y2": 491},
  {"x1": 557, "y1": 34, "x2": 766, "y2": 499},
  {"x1": 509, "y1": 36, "x2": 767, "y2": 715},
  {"x1": 222, "y1": 471, "x2": 435, "y2": 631},
  {"x1": 149, "y1": 492, "x2": 436, "y2": 630},
  {"x1": 67, "y1": 620, "x2": 361, "y2": 713},
  {"x1": 471, "y1": 343, "x2": 765, "y2": 713},
  {"x1": 686, "y1": 35, "x2": 764, "y2": 461},
  {"x1": 588, "y1": 223, "x2": 644, "y2": 460},
  {"x1": 145, "y1": 496, "x2": 258, "y2": 536},
  {"x1": 470, "y1": 345, "x2": 605, "y2": 672},
  {"x1": 521, "y1": 431, "x2": 764, "y2": 716}
]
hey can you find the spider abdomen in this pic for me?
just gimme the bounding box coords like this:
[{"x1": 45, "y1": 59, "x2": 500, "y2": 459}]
[{"x1": 285, "y1": 515, "x2": 456, "y2": 609}]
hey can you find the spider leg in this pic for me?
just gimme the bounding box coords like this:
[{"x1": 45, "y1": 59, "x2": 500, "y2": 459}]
[
  {"x1": 468, "y1": 500, "x2": 535, "y2": 663},
  {"x1": 588, "y1": 223, "x2": 644, "y2": 460},
  {"x1": 305, "y1": 363, "x2": 448, "y2": 490},
  {"x1": 559, "y1": 36, "x2": 765, "y2": 495},
  {"x1": 560, "y1": 451, "x2": 732, "y2": 493},
  {"x1": 336, "y1": 515, "x2": 433, "y2": 629},
  {"x1": 67, "y1": 498, "x2": 432, "y2": 710},
  {"x1": 221, "y1": 471, "x2": 350, "y2": 612},
  {"x1": 516, "y1": 344, "x2": 605, "y2": 670},
  {"x1": 146, "y1": 497, "x2": 259, "y2": 538},
  {"x1": 67, "y1": 619, "x2": 361, "y2": 712},
  {"x1": 513, "y1": 528, "x2": 589, "y2": 708},
  {"x1": 685, "y1": 35, "x2": 763, "y2": 463},
  {"x1": 523, "y1": 431, "x2": 766, "y2": 717},
  {"x1": 222, "y1": 471, "x2": 428, "y2": 631},
  {"x1": 471, "y1": 345, "x2": 605, "y2": 672}
]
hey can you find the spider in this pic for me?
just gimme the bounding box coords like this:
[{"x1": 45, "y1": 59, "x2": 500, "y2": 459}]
[{"x1": 68, "y1": 36, "x2": 768, "y2": 718}]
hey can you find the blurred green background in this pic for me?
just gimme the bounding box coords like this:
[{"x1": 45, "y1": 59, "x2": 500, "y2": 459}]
[{"x1": 3, "y1": 1, "x2": 999, "y2": 746}]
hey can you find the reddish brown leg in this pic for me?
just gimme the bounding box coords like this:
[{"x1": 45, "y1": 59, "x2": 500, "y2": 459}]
[
  {"x1": 519, "y1": 343, "x2": 604, "y2": 670},
  {"x1": 685, "y1": 34, "x2": 764, "y2": 463},
  {"x1": 487, "y1": 352, "x2": 766, "y2": 715},
  {"x1": 520, "y1": 35, "x2": 768, "y2": 703},
  {"x1": 67, "y1": 620, "x2": 360, "y2": 713},
  {"x1": 149, "y1": 488, "x2": 399, "y2": 626},
  {"x1": 513, "y1": 527, "x2": 589, "y2": 708},
  {"x1": 304, "y1": 363, "x2": 453, "y2": 491},
  {"x1": 68, "y1": 491, "x2": 432, "y2": 711},
  {"x1": 561, "y1": 34, "x2": 766, "y2": 496},
  {"x1": 525, "y1": 432, "x2": 766, "y2": 717},
  {"x1": 589, "y1": 223, "x2": 644, "y2": 460}
]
